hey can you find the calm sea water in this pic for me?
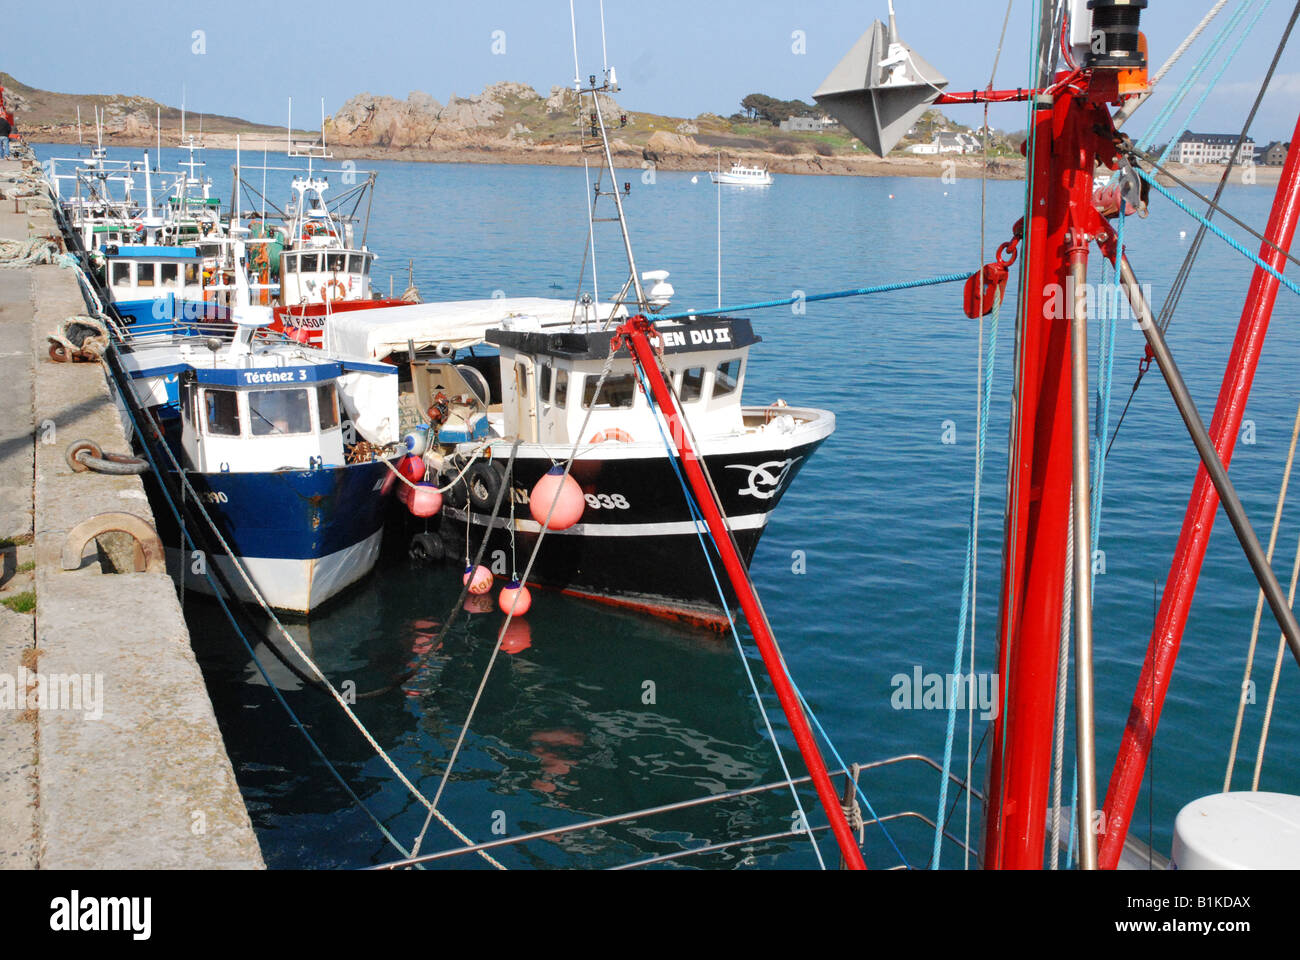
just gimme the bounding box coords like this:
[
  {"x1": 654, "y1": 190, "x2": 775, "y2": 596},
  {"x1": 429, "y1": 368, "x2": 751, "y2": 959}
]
[{"x1": 38, "y1": 143, "x2": 1300, "y2": 869}]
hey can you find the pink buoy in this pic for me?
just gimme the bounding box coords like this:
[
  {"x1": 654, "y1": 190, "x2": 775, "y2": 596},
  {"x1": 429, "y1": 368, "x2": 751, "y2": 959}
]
[
  {"x1": 463, "y1": 593, "x2": 495, "y2": 615},
  {"x1": 500, "y1": 619, "x2": 532, "y2": 655},
  {"x1": 463, "y1": 564, "x2": 493, "y2": 595},
  {"x1": 398, "y1": 455, "x2": 427, "y2": 484},
  {"x1": 499, "y1": 579, "x2": 532, "y2": 616},
  {"x1": 396, "y1": 483, "x2": 411, "y2": 506},
  {"x1": 529, "y1": 466, "x2": 585, "y2": 530},
  {"x1": 408, "y1": 482, "x2": 443, "y2": 518}
]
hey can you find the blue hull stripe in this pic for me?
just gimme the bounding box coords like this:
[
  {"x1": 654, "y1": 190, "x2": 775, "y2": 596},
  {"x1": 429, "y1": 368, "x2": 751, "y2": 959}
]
[{"x1": 190, "y1": 463, "x2": 392, "y2": 560}]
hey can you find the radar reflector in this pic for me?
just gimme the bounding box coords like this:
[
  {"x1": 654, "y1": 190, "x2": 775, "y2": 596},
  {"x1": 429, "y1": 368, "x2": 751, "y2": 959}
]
[{"x1": 813, "y1": 3, "x2": 947, "y2": 157}]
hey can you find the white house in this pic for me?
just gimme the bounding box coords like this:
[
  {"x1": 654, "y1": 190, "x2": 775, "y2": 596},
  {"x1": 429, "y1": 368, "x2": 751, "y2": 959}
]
[{"x1": 1173, "y1": 132, "x2": 1255, "y2": 166}]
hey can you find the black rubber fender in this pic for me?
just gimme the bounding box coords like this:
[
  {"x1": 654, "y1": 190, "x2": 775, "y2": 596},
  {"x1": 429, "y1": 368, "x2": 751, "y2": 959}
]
[
  {"x1": 409, "y1": 531, "x2": 445, "y2": 564},
  {"x1": 464, "y1": 461, "x2": 504, "y2": 513}
]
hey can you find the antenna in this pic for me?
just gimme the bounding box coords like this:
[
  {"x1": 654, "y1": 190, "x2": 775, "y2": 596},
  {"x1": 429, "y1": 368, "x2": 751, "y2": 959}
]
[
  {"x1": 320, "y1": 98, "x2": 327, "y2": 154},
  {"x1": 599, "y1": 0, "x2": 609, "y2": 78},
  {"x1": 717, "y1": 151, "x2": 722, "y2": 307},
  {"x1": 234, "y1": 134, "x2": 241, "y2": 225},
  {"x1": 76, "y1": 105, "x2": 82, "y2": 145},
  {"x1": 155, "y1": 107, "x2": 161, "y2": 168},
  {"x1": 181, "y1": 84, "x2": 186, "y2": 140},
  {"x1": 568, "y1": 0, "x2": 581, "y2": 88},
  {"x1": 584, "y1": 158, "x2": 599, "y2": 308},
  {"x1": 287, "y1": 97, "x2": 292, "y2": 156}
]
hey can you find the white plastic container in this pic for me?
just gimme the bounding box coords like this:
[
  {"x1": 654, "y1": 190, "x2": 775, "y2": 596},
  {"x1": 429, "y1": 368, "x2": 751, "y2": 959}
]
[{"x1": 1170, "y1": 792, "x2": 1300, "y2": 869}]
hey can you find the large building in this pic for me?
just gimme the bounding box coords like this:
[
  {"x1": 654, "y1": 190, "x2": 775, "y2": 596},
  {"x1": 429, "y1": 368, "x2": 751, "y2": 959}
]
[
  {"x1": 1172, "y1": 132, "x2": 1255, "y2": 165},
  {"x1": 1258, "y1": 141, "x2": 1290, "y2": 166}
]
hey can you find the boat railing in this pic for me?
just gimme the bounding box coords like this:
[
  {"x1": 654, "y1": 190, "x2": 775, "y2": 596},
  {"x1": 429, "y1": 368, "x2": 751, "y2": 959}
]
[
  {"x1": 371, "y1": 752, "x2": 983, "y2": 870},
  {"x1": 113, "y1": 319, "x2": 295, "y2": 350}
]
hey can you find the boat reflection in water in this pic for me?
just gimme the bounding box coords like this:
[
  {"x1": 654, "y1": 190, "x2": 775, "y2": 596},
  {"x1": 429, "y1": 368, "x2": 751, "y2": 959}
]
[{"x1": 186, "y1": 557, "x2": 844, "y2": 868}]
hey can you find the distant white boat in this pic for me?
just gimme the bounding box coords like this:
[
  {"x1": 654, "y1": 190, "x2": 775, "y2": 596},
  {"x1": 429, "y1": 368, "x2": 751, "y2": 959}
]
[{"x1": 710, "y1": 162, "x2": 773, "y2": 186}]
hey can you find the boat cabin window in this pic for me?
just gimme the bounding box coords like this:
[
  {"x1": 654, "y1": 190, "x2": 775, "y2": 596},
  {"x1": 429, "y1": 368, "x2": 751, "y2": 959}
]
[
  {"x1": 317, "y1": 384, "x2": 339, "y2": 430},
  {"x1": 714, "y1": 358, "x2": 742, "y2": 398},
  {"x1": 515, "y1": 362, "x2": 529, "y2": 399},
  {"x1": 678, "y1": 366, "x2": 706, "y2": 403},
  {"x1": 539, "y1": 364, "x2": 553, "y2": 404},
  {"x1": 282, "y1": 253, "x2": 297, "y2": 275},
  {"x1": 185, "y1": 263, "x2": 200, "y2": 286},
  {"x1": 300, "y1": 254, "x2": 319, "y2": 273},
  {"x1": 249, "y1": 388, "x2": 313, "y2": 437},
  {"x1": 582, "y1": 372, "x2": 636, "y2": 410},
  {"x1": 346, "y1": 254, "x2": 362, "y2": 275},
  {"x1": 204, "y1": 389, "x2": 241, "y2": 436},
  {"x1": 136, "y1": 264, "x2": 156, "y2": 288},
  {"x1": 160, "y1": 262, "x2": 179, "y2": 287},
  {"x1": 554, "y1": 369, "x2": 569, "y2": 408},
  {"x1": 111, "y1": 262, "x2": 132, "y2": 287},
  {"x1": 326, "y1": 253, "x2": 346, "y2": 273}
]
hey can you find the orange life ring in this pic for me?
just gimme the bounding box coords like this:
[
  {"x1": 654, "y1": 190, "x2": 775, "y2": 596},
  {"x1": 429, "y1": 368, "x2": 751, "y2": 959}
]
[
  {"x1": 589, "y1": 428, "x2": 633, "y2": 444},
  {"x1": 325, "y1": 278, "x2": 347, "y2": 301}
]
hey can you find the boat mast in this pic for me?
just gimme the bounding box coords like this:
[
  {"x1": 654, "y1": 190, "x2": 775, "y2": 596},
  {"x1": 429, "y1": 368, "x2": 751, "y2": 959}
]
[{"x1": 981, "y1": 0, "x2": 1137, "y2": 870}]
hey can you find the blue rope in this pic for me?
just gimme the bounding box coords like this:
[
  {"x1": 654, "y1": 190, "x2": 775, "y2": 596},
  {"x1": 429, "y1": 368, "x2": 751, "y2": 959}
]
[
  {"x1": 1138, "y1": 168, "x2": 1300, "y2": 299},
  {"x1": 635, "y1": 366, "x2": 911, "y2": 868},
  {"x1": 1137, "y1": 0, "x2": 1255, "y2": 153},
  {"x1": 931, "y1": 285, "x2": 1001, "y2": 869},
  {"x1": 1155, "y1": 0, "x2": 1272, "y2": 167},
  {"x1": 654, "y1": 272, "x2": 973, "y2": 322}
]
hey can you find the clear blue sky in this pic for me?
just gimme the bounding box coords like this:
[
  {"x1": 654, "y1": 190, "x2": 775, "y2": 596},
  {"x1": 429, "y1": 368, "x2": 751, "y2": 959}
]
[{"x1": 5, "y1": 0, "x2": 1298, "y2": 142}]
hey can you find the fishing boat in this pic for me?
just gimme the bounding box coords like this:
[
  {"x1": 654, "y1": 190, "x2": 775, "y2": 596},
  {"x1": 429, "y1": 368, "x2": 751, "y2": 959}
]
[
  {"x1": 327, "y1": 89, "x2": 831, "y2": 628},
  {"x1": 399, "y1": 304, "x2": 833, "y2": 626},
  {"x1": 106, "y1": 249, "x2": 402, "y2": 614},
  {"x1": 709, "y1": 161, "x2": 773, "y2": 186}
]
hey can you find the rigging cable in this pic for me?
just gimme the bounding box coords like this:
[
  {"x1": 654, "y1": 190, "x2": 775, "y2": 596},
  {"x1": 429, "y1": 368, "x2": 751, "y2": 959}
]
[
  {"x1": 1134, "y1": 0, "x2": 1256, "y2": 154},
  {"x1": 409, "y1": 349, "x2": 628, "y2": 860},
  {"x1": 1224, "y1": 402, "x2": 1300, "y2": 789},
  {"x1": 931, "y1": 278, "x2": 1001, "y2": 870},
  {"x1": 1105, "y1": 0, "x2": 1299, "y2": 456},
  {"x1": 966, "y1": 0, "x2": 1016, "y2": 870}
]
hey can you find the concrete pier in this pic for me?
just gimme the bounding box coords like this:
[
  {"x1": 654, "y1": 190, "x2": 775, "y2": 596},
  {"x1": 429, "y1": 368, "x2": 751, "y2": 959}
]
[{"x1": 0, "y1": 153, "x2": 263, "y2": 869}]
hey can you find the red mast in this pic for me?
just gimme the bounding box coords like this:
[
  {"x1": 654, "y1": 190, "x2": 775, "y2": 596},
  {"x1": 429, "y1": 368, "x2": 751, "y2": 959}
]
[{"x1": 981, "y1": 77, "x2": 1123, "y2": 869}]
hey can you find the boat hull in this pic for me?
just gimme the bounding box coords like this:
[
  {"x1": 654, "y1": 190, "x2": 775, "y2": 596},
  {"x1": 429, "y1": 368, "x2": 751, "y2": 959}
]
[
  {"x1": 424, "y1": 407, "x2": 833, "y2": 628},
  {"x1": 142, "y1": 439, "x2": 393, "y2": 615}
]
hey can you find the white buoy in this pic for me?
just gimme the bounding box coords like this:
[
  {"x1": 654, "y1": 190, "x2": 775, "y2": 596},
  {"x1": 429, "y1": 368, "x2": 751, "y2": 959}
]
[
  {"x1": 1180, "y1": 230, "x2": 1187, "y2": 239},
  {"x1": 1171, "y1": 792, "x2": 1300, "y2": 869},
  {"x1": 691, "y1": 175, "x2": 699, "y2": 184}
]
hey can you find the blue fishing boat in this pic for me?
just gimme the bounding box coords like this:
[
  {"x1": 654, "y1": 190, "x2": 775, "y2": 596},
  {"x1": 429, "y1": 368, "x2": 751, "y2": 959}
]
[{"x1": 110, "y1": 294, "x2": 402, "y2": 614}]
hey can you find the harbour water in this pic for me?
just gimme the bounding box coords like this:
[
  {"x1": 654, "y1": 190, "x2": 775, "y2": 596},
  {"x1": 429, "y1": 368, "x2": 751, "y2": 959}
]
[{"x1": 38, "y1": 143, "x2": 1300, "y2": 868}]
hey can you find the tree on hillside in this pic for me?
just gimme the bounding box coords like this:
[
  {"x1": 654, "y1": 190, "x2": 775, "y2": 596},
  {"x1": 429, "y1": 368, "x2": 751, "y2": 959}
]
[{"x1": 739, "y1": 93, "x2": 818, "y2": 125}]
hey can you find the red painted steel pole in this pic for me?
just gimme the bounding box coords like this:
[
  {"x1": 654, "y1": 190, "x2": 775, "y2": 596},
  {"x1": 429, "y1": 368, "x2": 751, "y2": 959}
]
[
  {"x1": 1099, "y1": 116, "x2": 1300, "y2": 870},
  {"x1": 983, "y1": 83, "x2": 1116, "y2": 869},
  {"x1": 616, "y1": 316, "x2": 867, "y2": 870}
]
